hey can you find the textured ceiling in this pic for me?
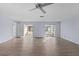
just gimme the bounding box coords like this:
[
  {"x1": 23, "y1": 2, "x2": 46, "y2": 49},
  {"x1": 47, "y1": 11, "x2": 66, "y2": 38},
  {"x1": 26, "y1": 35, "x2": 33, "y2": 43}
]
[{"x1": 0, "y1": 3, "x2": 79, "y2": 21}]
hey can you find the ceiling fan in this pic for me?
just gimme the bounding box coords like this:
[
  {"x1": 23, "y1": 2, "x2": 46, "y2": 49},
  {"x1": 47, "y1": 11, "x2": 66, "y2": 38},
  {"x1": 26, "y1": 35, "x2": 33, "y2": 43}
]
[{"x1": 30, "y1": 3, "x2": 54, "y2": 14}]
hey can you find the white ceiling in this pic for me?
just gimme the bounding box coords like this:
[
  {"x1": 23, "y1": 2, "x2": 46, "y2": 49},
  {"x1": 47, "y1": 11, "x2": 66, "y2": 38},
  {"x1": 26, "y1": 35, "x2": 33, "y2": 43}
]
[{"x1": 0, "y1": 3, "x2": 79, "y2": 21}]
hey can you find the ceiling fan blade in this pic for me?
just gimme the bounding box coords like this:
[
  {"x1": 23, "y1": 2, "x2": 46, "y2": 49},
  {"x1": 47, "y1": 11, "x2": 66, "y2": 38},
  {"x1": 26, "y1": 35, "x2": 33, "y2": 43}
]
[
  {"x1": 29, "y1": 3, "x2": 38, "y2": 11},
  {"x1": 39, "y1": 7, "x2": 46, "y2": 13},
  {"x1": 39, "y1": 3, "x2": 53, "y2": 7},
  {"x1": 29, "y1": 3, "x2": 54, "y2": 13}
]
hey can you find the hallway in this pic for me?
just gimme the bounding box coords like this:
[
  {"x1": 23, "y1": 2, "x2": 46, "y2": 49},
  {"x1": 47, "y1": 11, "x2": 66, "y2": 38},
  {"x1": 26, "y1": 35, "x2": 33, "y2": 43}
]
[{"x1": 0, "y1": 37, "x2": 79, "y2": 56}]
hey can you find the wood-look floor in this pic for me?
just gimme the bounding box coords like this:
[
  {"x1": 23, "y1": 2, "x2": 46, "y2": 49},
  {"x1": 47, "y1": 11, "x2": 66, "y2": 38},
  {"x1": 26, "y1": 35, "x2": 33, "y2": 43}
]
[{"x1": 0, "y1": 37, "x2": 79, "y2": 56}]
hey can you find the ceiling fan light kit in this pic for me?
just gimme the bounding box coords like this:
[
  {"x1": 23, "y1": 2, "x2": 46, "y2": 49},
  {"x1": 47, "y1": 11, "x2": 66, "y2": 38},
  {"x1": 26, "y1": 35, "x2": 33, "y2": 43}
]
[{"x1": 40, "y1": 15, "x2": 44, "y2": 17}]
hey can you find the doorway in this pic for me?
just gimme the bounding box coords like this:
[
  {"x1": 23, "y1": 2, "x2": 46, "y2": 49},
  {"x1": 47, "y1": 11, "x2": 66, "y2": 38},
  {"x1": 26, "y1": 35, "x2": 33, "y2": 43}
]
[
  {"x1": 45, "y1": 25, "x2": 56, "y2": 37},
  {"x1": 24, "y1": 24, "x2": 33, "y2": 37}
]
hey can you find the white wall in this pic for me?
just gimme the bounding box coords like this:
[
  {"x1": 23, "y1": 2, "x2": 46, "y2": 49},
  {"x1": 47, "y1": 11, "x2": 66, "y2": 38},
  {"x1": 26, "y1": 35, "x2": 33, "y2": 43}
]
[
  {"x1": 16, "y1": 22, "x2": 24, "y2": 37},
  {"x1": 16, "y1": 21, "x2": 61, "y2": 37},
  {"x1": 61, "y1": 16, "x2": 79, "y2": 44},
  {"x1": 12, "y1": 22, "x2": 16, "y2": 37},
  {"x1": 0, "y1": 17, "x2": 16, "y2": 43},
  {"x1": 32, "y1": 22, "x2": 45, "y2": 37}
]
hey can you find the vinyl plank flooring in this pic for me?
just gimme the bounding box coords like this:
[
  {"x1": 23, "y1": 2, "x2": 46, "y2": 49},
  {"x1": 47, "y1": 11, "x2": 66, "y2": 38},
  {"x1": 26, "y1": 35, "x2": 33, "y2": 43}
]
[{"x1": 0, "y1": 37, "x2": 79, "y2": 56}]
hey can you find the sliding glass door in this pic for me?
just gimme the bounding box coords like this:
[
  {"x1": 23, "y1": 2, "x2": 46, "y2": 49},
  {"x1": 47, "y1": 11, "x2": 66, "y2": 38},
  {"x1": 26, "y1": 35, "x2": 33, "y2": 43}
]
[{"x1": 45, "y1": 25, "x2": 56, "y2": 37}]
